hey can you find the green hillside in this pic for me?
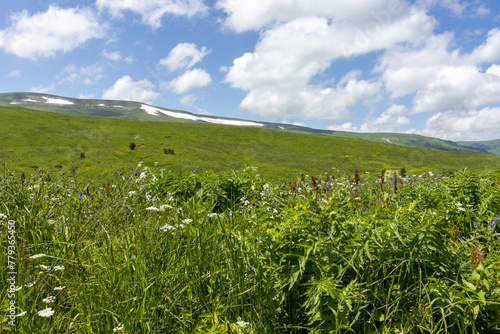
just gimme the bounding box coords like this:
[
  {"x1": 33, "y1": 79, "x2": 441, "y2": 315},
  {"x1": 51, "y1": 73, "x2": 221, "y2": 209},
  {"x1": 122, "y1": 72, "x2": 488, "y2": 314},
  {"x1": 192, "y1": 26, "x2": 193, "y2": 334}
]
[
  {"x1": 1, "y1": 92, "x2": 498, "y2": 155},
  {"x1": 1, "y1": 106, "x2": 499, "y2": 182}
]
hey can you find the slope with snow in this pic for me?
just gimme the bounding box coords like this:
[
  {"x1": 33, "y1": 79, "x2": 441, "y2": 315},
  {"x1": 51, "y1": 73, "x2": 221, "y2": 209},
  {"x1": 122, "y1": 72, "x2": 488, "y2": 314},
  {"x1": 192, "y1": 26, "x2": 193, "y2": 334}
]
[{"x1": 140, "y1": 104, "x2": 264, "y2": 127}]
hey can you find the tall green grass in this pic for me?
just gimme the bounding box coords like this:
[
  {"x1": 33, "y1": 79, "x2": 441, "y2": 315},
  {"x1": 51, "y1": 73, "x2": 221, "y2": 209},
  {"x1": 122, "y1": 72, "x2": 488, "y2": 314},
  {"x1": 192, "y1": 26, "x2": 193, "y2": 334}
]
[{"x1": 1, "y1": 166, "x2": 500, "y2": 333}]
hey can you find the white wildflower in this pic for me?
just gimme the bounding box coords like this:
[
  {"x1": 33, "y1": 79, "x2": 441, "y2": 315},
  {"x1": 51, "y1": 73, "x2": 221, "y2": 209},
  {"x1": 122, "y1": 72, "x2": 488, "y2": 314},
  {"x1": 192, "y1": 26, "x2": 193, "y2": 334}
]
[
  {"x1": 54, "y1": 265, "x2": 65, "y2": 271},
  {"x1": 236, "y1": 321, "x2": 250, "y2": 327},
  {"x1": 207, "y1": 213, "x2": 218, "y2": 217},
  {"x1": 182, "y1": 218, "x2": 193, "y2": 224},
  {"x1": 146, "y1": 206, "x2": 160, "y2": 211},
  {"x1": 113, "y1": 323, "x2": 124, "y2": 332},
  {"x1": 128, "y1": 191, "x2": 136, "y2": 196},
  {"x1": 39, "y1": 265, "x2": 50, "y2": 270},
  {"x1": 29, "y1": 254, "x2": 47, "y2": 260},
  {"x1": 263, "y1": 183, "x2": 269, "y2": 190},
  {"x1": 37, "y1": 307, "x2": 55, "y2": 317},
  {"x1": 160, "y1": 224, "x2": 176, "y2": 232},
  {"x1": 159, "y1": 204, "x2": 173, "y2": 211},
  {"x1": 43, "y1": 296, "x2": 56, "y2": 303},
  {"x1": 54, "y1": 286, "x2": 66, "y2": 290}
]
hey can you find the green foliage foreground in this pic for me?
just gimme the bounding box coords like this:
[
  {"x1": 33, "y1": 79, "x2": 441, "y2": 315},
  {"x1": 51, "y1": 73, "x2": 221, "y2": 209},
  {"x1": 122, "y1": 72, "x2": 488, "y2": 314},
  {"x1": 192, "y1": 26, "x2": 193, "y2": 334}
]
[{"x1": 1, "y1": 167, "x2": 500, "y2": 333}]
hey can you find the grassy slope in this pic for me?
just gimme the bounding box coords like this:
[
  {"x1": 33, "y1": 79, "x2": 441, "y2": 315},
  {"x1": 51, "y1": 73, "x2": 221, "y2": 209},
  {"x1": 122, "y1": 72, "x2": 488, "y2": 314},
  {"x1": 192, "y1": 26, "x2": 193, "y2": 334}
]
[
  {"x1": 2, "y1": 92, "x2": 495, "y2": 154},
  {"x1": 1, "y1": 106, "x2": 500, "y2": 182}
]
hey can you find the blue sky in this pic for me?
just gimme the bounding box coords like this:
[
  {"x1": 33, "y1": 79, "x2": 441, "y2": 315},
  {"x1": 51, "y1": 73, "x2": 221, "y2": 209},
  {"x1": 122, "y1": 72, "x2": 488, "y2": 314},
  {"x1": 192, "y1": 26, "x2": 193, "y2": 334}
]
[{"x1": 1, "y1": 0, "x2": 500, "y2": 141}]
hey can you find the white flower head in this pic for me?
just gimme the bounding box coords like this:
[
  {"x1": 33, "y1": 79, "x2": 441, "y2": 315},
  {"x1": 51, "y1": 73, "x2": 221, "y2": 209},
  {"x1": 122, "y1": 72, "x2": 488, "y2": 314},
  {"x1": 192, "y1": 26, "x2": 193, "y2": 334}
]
[
  {"x1": 207, "y1": 213, "x2": 218, "y2": 217},
  {"x1": 159, "y1": 204, "x2": 173, "y2": 211},
  {"x1": 160, "y1": 224, "x2": 176, "y2": 232},
  {"x1": 39, "y1": 265, "x2": 50, "y2": 270},
  {"x1": 182, "y1": 218, "x2": 193, "y2": 224},
  {"x1": 43, "y1": 296, "x2": 56, "y2": 303},
  {"x1": 236, "y1": 321, "x2": 250, "y2": 327},
  {"x1": 146, "y1": 206, "x2": 160, "y2": 211},
  {"x1": 54, "y1": 265, "x2": 65, "y2": 271},
  {"x1": 113, "y1": 323, "x2": 124, "y2": 332},
  {"x1": 54, "y1": 286, "x2": 66, "y2": 290},
  {"x1": 16, "y1": 311, "x2": 27, "y2": 317},
  {"x1": 38, "y1": 307, "x2": 55, "y2": 317},
  {"x1": 29, "y1": 254, "x2": 47, "y2": 260}
]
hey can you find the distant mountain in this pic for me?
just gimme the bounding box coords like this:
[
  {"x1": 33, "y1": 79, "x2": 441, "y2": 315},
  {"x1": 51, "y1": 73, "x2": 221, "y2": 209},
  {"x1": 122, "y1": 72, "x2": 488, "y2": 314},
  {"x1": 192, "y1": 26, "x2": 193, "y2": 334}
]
[
  {"x1": 1, "y1": 92, "x2": 498, "y2": 155},
  {"x1": 457, "y1": 139, "x2": 500, "y2": 155}
]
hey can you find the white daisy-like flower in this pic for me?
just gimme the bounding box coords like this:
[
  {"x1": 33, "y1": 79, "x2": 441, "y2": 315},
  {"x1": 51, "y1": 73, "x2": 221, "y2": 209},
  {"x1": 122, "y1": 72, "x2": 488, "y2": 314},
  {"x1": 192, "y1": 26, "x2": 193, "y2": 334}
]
[
  {"x1": 113, "y1": 323, "x2": 124, "y2": 332},
  {"x1": 128, "y1": 191, "x2": 136, "y2": 196},
  {"x1": 159, "y1": 204, "x2": 173, "y2": 211},
  {"x1": 146, "y1": 206, "x2": 159, "y2": 211},
  {"x1": 43, "y1": 296, "x2": 56, "y2": 303},
  {"x1": 38, "y1": 307, "x2": 55, "y2": 317},
  {"x1": 39, "y1": 265, "x2": 50, "y2": 270},
  {"x1": 207, "y1": 213, "x2": 218, "y2": 217},
  {"x1": 160, "y1": 224, "x2": 176, "y2": 232},
  {"x1": 182, "y1": 218, "x2": 193, "y2": 224},
  {"x1": 54, "y1": 286, "x2": 66, "y2": 290},
  {"x1": 54, "y1": 265, "x2": 65, "y2": 271},
  {"x1": 29, "y1": 254, "x2": 47, "y2": 260},
  {"x1": 236, "y1": 321, "x2": 250, "y2": 327}
]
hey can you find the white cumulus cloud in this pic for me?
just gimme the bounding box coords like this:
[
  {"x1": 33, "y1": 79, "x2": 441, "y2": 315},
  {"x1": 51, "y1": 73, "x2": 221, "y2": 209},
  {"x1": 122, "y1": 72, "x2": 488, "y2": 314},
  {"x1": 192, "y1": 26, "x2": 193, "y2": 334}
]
[
  {"x1": 96, "y1": 0, "x2": 208, "y2": 28},
  {"x1": 0, "y1": 5, "x2": 105, "y2": 60},
  {"x1": 413, "y1": 107, "x2": 500, "y2": 141},
  {"x1": 167, "y1": 68, "x2": 212, "y2": 94},
  {"x1": 102, "y1": 75, "x2": 159, "y2": 103},
  {"x1": 217, "y1": 0, "x2": 396, "y2": 32},
  {"x1": 223, "y1": 3, "x2": 434, "y2": 119},
  {"x1": 376, "y1": 28, "x2": 500, "y2": 113},
  {"x1": 159, "y1": 43, "x2": 210, "y2": 71}
]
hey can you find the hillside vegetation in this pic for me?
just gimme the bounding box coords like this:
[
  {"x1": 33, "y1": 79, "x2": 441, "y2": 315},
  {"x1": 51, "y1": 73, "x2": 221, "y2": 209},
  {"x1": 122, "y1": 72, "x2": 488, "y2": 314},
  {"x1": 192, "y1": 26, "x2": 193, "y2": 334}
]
[
  {"x1": 1, "y1": 92, "x2": 499, "y2": 155},
  {"x1": 1, "y1": 106, "x2": 500, "y2": 183},
  {"x1": 1, "y1": 167, "x2": 499, "y2": 333}
]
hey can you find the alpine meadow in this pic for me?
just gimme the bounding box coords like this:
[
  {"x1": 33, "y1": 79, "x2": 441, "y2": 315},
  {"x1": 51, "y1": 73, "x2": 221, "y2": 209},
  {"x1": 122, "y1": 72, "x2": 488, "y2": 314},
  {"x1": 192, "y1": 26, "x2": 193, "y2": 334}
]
[
  {"x1": 1, "y1": 102, "x2": 500, "y2": 333},
  {"x1": 2, "y1": 0, "x2": 500, "y2": 332}
]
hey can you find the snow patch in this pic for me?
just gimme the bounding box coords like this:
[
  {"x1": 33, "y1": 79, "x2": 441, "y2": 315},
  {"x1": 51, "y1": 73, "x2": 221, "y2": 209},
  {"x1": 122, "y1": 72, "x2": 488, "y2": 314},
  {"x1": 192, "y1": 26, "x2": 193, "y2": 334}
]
[
  {"x1": 22, "y1": 99, "x2": 37, "y2": 102},
  {"x1": 140, "y1": 104, "x2": 264, "y2": 127},
  {"x1": 42, "y1": 96, "x2": 74, "y2": 105}
]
